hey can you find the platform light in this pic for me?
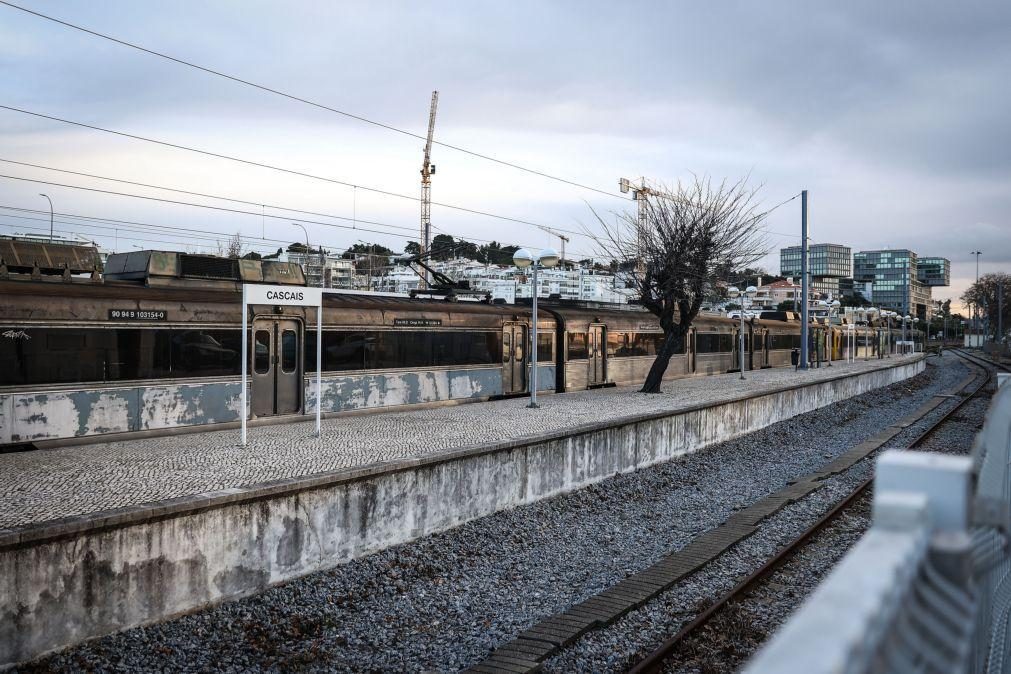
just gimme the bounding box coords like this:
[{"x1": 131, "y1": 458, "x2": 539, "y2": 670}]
[{"x1": 515, "y1": 248, "x2": 559, "y2": 408}]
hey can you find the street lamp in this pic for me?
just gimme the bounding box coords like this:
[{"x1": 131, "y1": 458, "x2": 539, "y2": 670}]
[
  {"x1": 291, "y1": 223, "x2": 316, "y2": 286},
  {"x1": 727, "y1": 285, "x2": 758, "y2": 379},
  {"x1": 513, "y1": 247, "x2": 559, "y2": 407},
  {"x1": 38, "y1": 194, "x2": 53, "y2": 243},
  {"x1": 912, "y1": 317, "x2": 920, "y2": 353}
]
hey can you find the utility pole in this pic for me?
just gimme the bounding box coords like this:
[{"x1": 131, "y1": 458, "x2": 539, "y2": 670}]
[
  {"x1": 999, "y1": 281, "x2": 1004, "y2": 346},
  {"x1": 419, "y1": 91, "x2": 439, "y2": 290},
  {"x1": 971, "y1": 251, "x2": 982, "y2": 346},
  {"x1": 800, "y1": 190, "x2": 810, "y2": 370}
]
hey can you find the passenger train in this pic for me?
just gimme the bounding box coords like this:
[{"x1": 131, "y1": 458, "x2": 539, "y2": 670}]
[{"x1": 0, "y1": 247, "x2": 924, "y2": 450}]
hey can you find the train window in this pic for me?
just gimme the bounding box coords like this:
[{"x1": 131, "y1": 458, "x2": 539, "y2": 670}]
[
  {"x1": 280, "y1": 330, "x2": 298, "y2": 373},
  {"x1": 606, "y1": 331, "x2": 624, "y2": 357},
  {"x1": 568, "y1": 333, "x2": 588, "y2": 360},
  {"x1": 754, "y1": 333, "x2": 764, "y2": 350},
  {"x1": 254, "y1": 331, "x2": 271, "y2": 374},
  {"x1": 537, "y1": 332, "x2": 553, "y2": 362},
  {"x1": 502, "y1": 331, "x2": 511, "y2": 363},
  {"x1": 305, "y1": 330, "x2": 500, "y2": 372},
  {"x1": 0, "y1": 327, "x2": 242, "y2": 386},
  {"x1": 170, "y1": 330, "x2": 242, "y2": 378}
]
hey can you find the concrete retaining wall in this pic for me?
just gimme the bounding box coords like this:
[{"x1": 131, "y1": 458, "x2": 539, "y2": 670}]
[{"x1": 0, "y1": 357, "x2": 924, "y2": 666}]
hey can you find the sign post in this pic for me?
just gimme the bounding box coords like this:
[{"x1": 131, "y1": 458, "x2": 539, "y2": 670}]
[{"x1": 240, "y1": 284, "x2": 323, "y2": 446}]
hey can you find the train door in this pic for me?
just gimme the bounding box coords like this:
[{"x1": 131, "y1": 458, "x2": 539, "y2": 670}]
[
  {"x1": 588, "y1": 324, "x2": 606, "y2": 385},
  {"x1": 251, "y1": 317, "x2": 303, "y2": 417},
  {"x1": 502, "y1": 322, "x2": 527, "y2": 394}
]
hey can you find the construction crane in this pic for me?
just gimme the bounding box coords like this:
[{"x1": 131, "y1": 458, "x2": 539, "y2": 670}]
[
  {"x1": 536, "y1": 225, "x2": 570, "y2": 269},
  {"x1": 420, "y1": 90, "x2": 439, "y2": 290}
]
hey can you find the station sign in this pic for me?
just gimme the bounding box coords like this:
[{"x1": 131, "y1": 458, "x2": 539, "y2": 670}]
[{"x1": 244, "y1": 285, "x2": 322, "y2": 307}]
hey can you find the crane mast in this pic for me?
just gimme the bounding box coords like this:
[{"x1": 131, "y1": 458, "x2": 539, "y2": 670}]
[
  {"x1": 420, "y1": 90, "x2": 439, "y2": 289},
  {"x1": 535, "y1": 225, "x2": 570, "y2": 270}
]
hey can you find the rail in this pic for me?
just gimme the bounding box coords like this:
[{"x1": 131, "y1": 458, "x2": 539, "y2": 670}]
[{"x1": 744, "y1": 350, "x2": 1011, "y2": 674}]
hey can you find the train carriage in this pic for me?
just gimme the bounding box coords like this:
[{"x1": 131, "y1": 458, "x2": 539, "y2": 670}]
[{"x1": 0, "y1": 248, "x2": 855, "y2": 450}]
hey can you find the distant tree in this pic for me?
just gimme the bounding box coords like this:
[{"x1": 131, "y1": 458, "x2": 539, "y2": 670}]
[
  {"x1": 287, "y1": 242, "x2": 308, "y2": 253},
  {"x1": 589, "y1": 176, "x2": 767, "y2": 393},
  {"x1": 262, "y1": 247, "x2": 283, "y2": 260},
  {"x1": 962, "y1": 272, "x2": 1011, "y2": 340},
  {"x1": 226, "y1": 232, "x2": 243, "y2": 258},
  {"x1": 342, "y1": 242, "x2": 394, "y2": 259},
  {"x1": 839, "y1": 290, "x2": 870, "y2": 308},
  {"x1": 404, "y1": 241, "x2": 422, "y2": 256},
  {"x1": 429, "y1": 234, "x2": 457, "y2": 260},
  {"x1": 241, "y1": 251, "x2": 262, "y2": 260},
  {"x1": 777, "y1": 300, "x2": 796, "y2": 311}
]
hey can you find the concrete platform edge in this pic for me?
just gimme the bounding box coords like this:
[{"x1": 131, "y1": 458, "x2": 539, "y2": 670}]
[{"x1": 0, "y1": 355, "x2": 925, "y2": 667}]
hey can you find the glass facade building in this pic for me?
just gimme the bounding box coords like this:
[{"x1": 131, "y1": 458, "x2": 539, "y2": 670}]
[
  {"x1": 916, "y1": 257, "x2": 951, "y2": 286},
  {"x1": 853, "y1": 249, "x2": 939, "y2": 319},
  {"x1": 780, "y1": 243, "x2": 851, "y2": 300},
  {"x1": 780, "y1": 243, "x2": 852, "y2": 279}
]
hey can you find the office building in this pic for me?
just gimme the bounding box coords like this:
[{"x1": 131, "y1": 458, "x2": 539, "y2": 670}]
[
  {"x1": 853, "y1": 249, "x2": 942, "y2": 320},
  {"x1": 780, "y1": 243, "x2": 851, "y2": 299},
  {"x1": 916, "y1": 257, "x2": 951, "y2": 286}
]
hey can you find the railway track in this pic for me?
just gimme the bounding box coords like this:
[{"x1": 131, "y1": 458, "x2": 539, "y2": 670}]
[
  {"x1": 626, "y1": 348, "x2": 1003, "y2": 674},
  {"x1": 467, "y1": 352, "x2": 995, "y2": 674}
]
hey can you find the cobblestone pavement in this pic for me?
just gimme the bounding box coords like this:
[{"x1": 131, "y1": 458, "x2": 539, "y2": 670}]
[{"x1": 0, "y1": 356, "x2": 920, "y2": 529}]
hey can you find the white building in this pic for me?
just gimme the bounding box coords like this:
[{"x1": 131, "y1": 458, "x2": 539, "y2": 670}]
[{"x1": 374, "y1": 258, "x2": 633, "y2": 305}]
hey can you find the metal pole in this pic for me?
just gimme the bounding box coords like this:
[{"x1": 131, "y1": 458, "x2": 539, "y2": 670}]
[
  {"x1": 40, "y1": 193, "x2": 53, "y2": 243},
  {"x1": 529, "y1": 263, "x2": 539, "y2": 408},
  {"x1": 739, "y1": 305, "x2": 745, "y2": 380},
  {"x1": 315, "y1": 300, "x2": 322, "y2": 437},
  {"x1": 240, "y1": 284, "x2": 248, "y2": 447},
  {"x1": 999, "y1": 282, "x2": 1004, "y2": 346},
  {"x1": 799, "y1": 190, "x2": 810, "y2": 370}
]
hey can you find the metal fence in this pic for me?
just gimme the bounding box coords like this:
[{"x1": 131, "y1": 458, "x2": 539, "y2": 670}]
[{"x1": 745, "y1": 382, "x2": 1011, "y2": 674}]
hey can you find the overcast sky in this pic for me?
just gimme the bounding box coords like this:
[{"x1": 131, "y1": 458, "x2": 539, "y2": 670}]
[{"x1": 2, "y1": 0, "x2": 1008, "y2": 311}]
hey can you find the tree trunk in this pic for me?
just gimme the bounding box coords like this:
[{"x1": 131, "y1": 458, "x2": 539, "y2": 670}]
[{"x1": 641, "y1": 329, "x2": 686, "y2": 393}]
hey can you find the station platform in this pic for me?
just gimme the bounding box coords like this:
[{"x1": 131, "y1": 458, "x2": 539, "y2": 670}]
[
  {"x1": 0, "y1": 354, "x2": 926, "y2": 667},
  {"x1": 2, "y1": 354, "x2": 923, "y2": 531}
]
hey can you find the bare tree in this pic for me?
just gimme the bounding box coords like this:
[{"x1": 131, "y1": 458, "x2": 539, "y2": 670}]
[
  {"x1": 590, "y1": 176, "x2": 769, "y2": 393},
  {"x1": 226, "y1": 232, "x2": 243, "y2": 258},
  {"x1": 962, "y1": 272, "x2": 1011, "y2": 340}
]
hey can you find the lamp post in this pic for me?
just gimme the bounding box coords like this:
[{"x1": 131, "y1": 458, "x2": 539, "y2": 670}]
[
  {"x1": 865, "y1": 307, "x2": 878, "y2": 360},
  {"x1": 38, "y1": 194, "x2": 52, "y2": 243},
  {"x1": 291, "y1": 223, "x2": 313, "y2": 284},
  {"x1": 912, "y1": 317, "x2": 920, "y2": 353},
  {"x1": 727, "y1": 285, "x2": 758, "y2": 379},
  {"x1": 513, "y1": 247, "x2": 559, "y2": 408},
  {"x1": 880, "y1": 311, "x2": 892, "y2": 357}
]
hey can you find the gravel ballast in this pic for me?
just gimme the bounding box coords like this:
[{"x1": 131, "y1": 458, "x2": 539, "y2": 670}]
[{"x1": 20, "y1": 355, "x2": 970, "y2": 673}]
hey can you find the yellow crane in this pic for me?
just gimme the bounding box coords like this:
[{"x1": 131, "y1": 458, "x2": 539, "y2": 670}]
[{"x1": 420, "y1": 90, "x2": 439, "y2": 289}]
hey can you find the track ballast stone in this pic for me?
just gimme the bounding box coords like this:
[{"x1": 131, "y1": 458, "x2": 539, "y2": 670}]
[{"x1": 19, "y1": 355, "x2": 965, "y2": 673}]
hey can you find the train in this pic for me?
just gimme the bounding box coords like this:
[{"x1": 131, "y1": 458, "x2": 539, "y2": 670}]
[{"x1": 0, "y1": 247, "x2": 924, "y2": 450}]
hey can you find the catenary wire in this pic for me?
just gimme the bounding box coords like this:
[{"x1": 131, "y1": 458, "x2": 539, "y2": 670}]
[
  {"x1": 0, "y1": 157, "x2": 416, "y2": 233},
  {"x1": 0, "y1": 0, "x2": 625, "y2": 200},
  {"x1": 0, "y1": 104, "x2": 597, "y2": 237}
]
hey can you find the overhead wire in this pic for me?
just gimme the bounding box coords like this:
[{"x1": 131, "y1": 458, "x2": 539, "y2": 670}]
[
  {"x1": 0, "y1": 0, "x2": 625, "y2": 200},
  {"x1": 0, "y1": 208, "x2": 310, "y2": 251},
  {"x1": 0, "y1": 158, "x2": 415, "y2": 232},
  {"x1": 0, "y1": 105, "x2": 601, "y2": 237}
]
